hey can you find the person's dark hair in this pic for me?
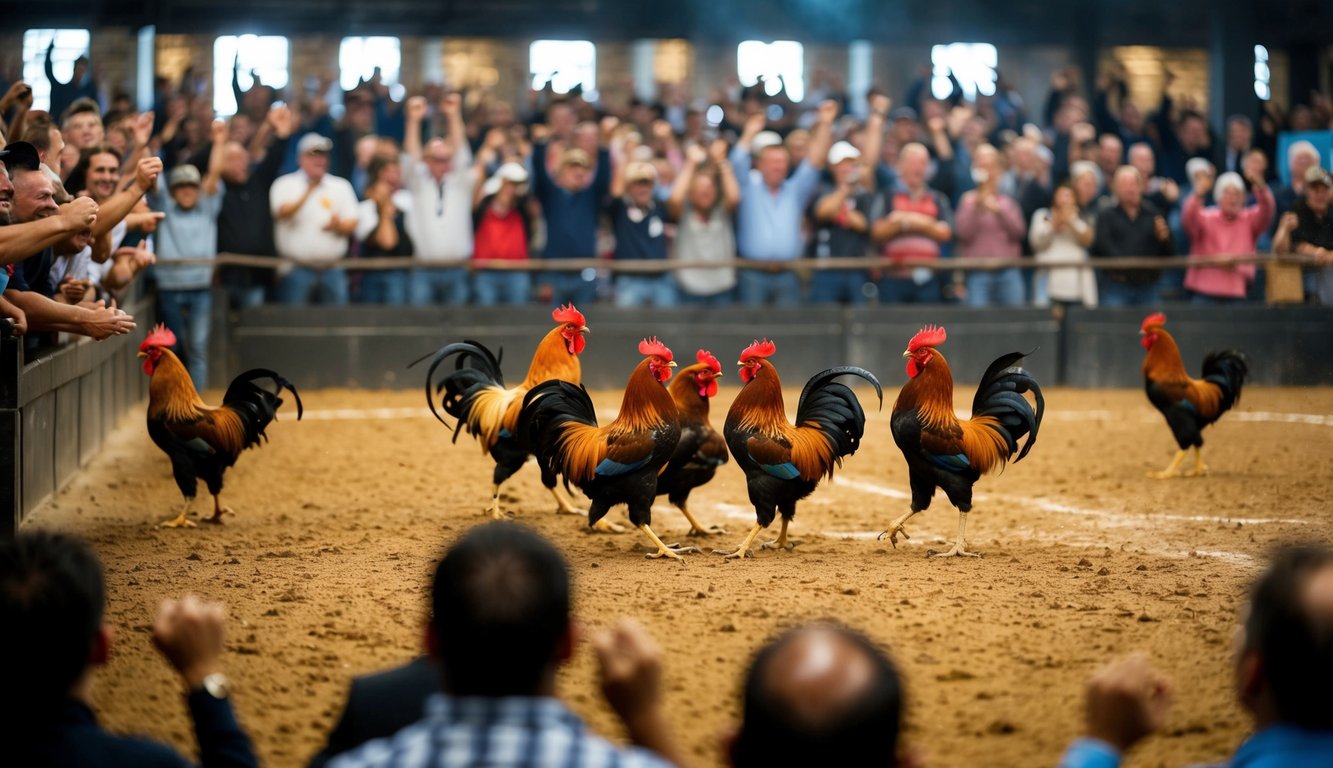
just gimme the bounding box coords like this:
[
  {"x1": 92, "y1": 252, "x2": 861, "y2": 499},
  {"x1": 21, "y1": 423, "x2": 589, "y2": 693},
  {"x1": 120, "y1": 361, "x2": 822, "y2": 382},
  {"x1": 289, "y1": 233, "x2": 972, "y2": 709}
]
[
  {"x1": 0, "y1": 531, "x2": 106, "y2": 712},
  {"x1": 366, "y1": 155, "x2": 398, "y2": 186},
  {"x1": 431, "y1": 522, "x2": 571, "y2": 696},
  {"x1": 64, "y1": 144, "x2": 123, "y2": 198},
  {"x1": 732, "y1": 625, "x2": 903, "y2": 767},
  {"x1": 61, "y1": 97, "x2": 101, "y2": 128},
  {"x1": 1244, "y1": 545, "x2": 1333, "y2": 730}
]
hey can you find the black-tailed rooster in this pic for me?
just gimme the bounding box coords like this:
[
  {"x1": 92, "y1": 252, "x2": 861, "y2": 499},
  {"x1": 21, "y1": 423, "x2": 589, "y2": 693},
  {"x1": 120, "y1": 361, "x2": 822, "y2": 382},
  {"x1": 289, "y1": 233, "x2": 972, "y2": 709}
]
[
  {"x1": 1140, "y1": 312, "x2": 1248, "y2": 479},
  {"x1": 715, "y1": 339, "x2": 882, "y2": 560},
  {"x1": 882, "y1": 325, "x2": 1043, "y2": 557},
  {"x1": 657, "y1": 349, "x2": 729, "y2": 536},
  {"x1": 419, "y1": 304, "x2": 590, "y2": 521},
  {"x1": 520, "y1": 338, "x2": 687, "y2": 560},
  {"x1": 140, "y1": 324, "x2": 303, "y2": 528}
]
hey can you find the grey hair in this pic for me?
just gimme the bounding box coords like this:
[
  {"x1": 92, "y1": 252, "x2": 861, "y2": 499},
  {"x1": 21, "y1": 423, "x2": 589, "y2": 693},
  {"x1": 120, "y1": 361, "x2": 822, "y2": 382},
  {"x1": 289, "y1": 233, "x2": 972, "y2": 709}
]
[
  {"x1": 1070, "y1": 160, "x2": 1102, "y2": 187},
  {"x1": 1288, "y1": 140, "x2": 1319, "y2": 166},
  {"x1": 1214, "y1": 171, "x2": 1245, "y2": 202}
]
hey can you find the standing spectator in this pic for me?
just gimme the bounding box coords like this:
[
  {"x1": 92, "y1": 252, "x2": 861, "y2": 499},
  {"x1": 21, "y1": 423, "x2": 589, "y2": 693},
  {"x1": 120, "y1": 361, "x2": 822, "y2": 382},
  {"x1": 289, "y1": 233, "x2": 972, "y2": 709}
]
[
  {"x1": 1069, "y1": 161, "x2": 1105, "y2": 214},
  {"x1": 154, "y1": 123, "x2": 227, "y2": 389},
  {"x1": 1030, "y1": 183, "x2": 1097, "y2": 309},
  {"x1": 355, "y1": 155, "x2": 413, "y2": 305},
  {"x1": 530, "y1": 131, "x2": 611, "y2": 307},
  {"x1": 1220, "y1": 115, "x2": 1253, "y2": 175},
  {"x1": 730, "y1": 100, "x2": 837, "y2": 306},
  {"x1": 270, "y1": 133, "x2": 359, "y2": 305},
  {"x1": 871, "y1": 142, "x2": 954, "y2": 304},
  {"x1": 1091, "y1": 166, "x2": 1174, "y2": 307},
  {"x1": 402, "y1": 93, "x2": 473, "y2": 306},
  {"x1": 1181, "y1": 169, "x2": 1273, "y2": 304},
  {"x1": 1273, "y1": 167, "x2": 1333, "y2": 305},
  {"x1": 59, "y1": 98, "x2": 104, "y2": 156},
  {"x1": 608, "y1": 159, "x2": 676, "y2": 307},
  {"x1": 809, "y1": 140, "x2": 879, "y2": 304},
  {"x1": 217, "y1": 104, "x2": 294, "y2": 308},
  {"x1": 667, "y1": 140, "x2": 739, "y2": 306},
  {"x1": 954, "y1": 144, "x2": 1026, "y2": 307},
  {"x1": 43, "y1": 42, "x2": 97, "y2": 123},
  {"x1": 471, "y1": 163, "x2": 533, "y2": 306},
  {"x1": 1096, "y1": 133, "x2": 1124, "y2": 182},
  {"x1": 1150, "y1": 76, "x2": 1212, "y2": 185},
  {"x1": 1128, "y1": 142, "x2": 1179, "y2": 216}
]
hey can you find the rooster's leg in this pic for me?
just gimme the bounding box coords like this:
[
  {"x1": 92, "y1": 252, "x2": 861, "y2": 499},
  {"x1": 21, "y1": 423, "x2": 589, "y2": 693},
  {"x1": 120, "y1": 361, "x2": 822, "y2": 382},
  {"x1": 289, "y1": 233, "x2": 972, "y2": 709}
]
[
  {"x1": 713, "y1": 523, "x2": 763, "y2": 559},
  {"x1": 759, "y1": 517, "x2": 796, "y2": 551},
  {"x1": 551, "y1": 487, "x2": 585, "y2": 516},
  {"x1": 592, "y1": 518, "x2": 628, "y2": 533},
  {"x1": 203, "y1": 495, "x2": 233, "y2": 525},
  {"x1": 639, "y1": 524, "x2": 698, "y2": 560},
  {"x1": 160, "y1": 499, "x2": 198, "y2": 529},
  {"x1": 878, "y1": 510, "x2": 919, "y2": 548},
  {"x1": 928, "y1": 511, "x2": 981, "y2": 558},
  {"x1": 1184, "y1": 446, "x2": 1209, "y2": 477},
  {"x1": 486, "y1": 484, "x2": 509, "y2": 520},
  {"x1": 1149, "y1": 449, "x2": 1188, "y2": 479},
  {"x1": 678, "y1": 502, "x2": 726, "y2": 536}
]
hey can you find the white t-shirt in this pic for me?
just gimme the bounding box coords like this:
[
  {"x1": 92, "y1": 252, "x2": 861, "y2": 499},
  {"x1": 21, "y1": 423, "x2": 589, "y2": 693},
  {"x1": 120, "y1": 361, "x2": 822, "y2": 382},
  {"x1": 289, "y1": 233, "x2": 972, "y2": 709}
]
[
  {"x1": 402, "y1": 143, "x2": 474, "y2": 262},
  {"x1": 269, "y1": 171, "x2": 360, "y2": 263},
  {"x1": 356, "y1": 190, "x2": 415, "y2": 245}
]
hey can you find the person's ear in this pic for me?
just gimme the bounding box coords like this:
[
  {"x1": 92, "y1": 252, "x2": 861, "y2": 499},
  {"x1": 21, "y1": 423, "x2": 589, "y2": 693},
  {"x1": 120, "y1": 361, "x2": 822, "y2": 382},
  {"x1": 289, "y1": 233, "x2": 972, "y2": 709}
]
[
  {"x1": 721, "y1": 726, "x2": 739, "y2": 766},
  {"x1": 897, "y1": 743, "x2": 926, "y2": 768},
  {"x1": 89, "y1": 623, "x2": 112, "y2": 667},
  {"x1": 556, "y1": 621, "x2": 577, "y2": 665},
  {"x1": 423, "y1": 620, "x2": 440, "y2": 659},
  {"x1": 1236, "y1": 648, "x2": 1264, "y2": 714}
]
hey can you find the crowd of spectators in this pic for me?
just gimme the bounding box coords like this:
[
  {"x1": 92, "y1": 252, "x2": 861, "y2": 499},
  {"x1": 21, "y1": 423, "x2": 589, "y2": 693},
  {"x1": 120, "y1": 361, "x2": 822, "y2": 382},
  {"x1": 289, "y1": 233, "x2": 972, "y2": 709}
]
[
  {"x1": 3, "y1": 50, "x2": 1333, "y2": 366},
  {"x1": 3, "y1": 523, "x2": 1331, "y2": 767}
]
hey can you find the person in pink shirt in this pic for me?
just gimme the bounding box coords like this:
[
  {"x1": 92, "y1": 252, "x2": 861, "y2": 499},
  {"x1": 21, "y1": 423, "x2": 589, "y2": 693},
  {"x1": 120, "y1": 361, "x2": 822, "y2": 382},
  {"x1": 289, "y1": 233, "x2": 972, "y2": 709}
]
[
  {"x1": 1181, "y1": 167, "x2": 1274, "y2": 304},
  {"x1": 955, "y1": 144, "x2": 1027, "y2": 306}
]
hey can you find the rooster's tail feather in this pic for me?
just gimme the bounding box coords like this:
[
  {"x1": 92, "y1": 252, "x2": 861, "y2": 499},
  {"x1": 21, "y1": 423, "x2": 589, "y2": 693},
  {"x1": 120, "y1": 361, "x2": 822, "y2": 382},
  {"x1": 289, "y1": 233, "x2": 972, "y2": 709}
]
[
  {"x1": 970, "y1": 352, "x2": 1044, "y2": 464},
  {"x1": 418, "y1": 340, "x2": 508, "y2": 434},
  {"x1": 221, "y1": 369, "x2": 303, "y2": 449},
  {"x1": 519, "y1": 380, "x2": 600, "y2": 486},
  {"x1": 791, "y1": 367, "x2": 883, "y2": 476},
  {"x1": 1201, "y1": 349, "x2": 1248, "y2": 414}
]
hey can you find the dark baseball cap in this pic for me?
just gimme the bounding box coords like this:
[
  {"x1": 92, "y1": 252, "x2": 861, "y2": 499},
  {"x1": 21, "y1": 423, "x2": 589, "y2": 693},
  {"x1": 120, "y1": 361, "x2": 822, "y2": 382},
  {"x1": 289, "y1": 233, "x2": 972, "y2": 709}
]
[{"x1": 0, "y1": 141, "x2": 42, "y2": 171}]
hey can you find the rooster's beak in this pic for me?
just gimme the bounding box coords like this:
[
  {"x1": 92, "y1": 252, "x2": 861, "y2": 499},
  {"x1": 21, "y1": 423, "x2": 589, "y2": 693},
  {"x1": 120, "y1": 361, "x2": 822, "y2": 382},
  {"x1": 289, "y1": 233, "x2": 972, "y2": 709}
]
[
  {"x1": 580, "y1": 326, "x2": 590, "y2": 333},
  {"x1": 901, "y1": 349, "x2": 911, "y2": 359},
  {"x1": 137, "y1": 351, "x2": 147, "y2": 358},
  {"x1": 668, "y1": 361, "x2": 677, "y2": 367}
]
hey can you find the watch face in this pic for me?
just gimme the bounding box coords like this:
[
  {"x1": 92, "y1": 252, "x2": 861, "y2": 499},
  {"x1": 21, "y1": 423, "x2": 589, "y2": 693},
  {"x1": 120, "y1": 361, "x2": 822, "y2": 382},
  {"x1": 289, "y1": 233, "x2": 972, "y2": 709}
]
[{"x1": 201, "y1": 673, "x2": 230, "y2": 698}]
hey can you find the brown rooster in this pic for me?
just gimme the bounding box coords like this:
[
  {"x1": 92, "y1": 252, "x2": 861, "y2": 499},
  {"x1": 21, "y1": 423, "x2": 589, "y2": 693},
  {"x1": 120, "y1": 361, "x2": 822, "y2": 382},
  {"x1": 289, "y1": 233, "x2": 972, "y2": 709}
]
[
  {"x1": 657, "y1": 349, "x2": 729, "y2": 536},
  {"x1": 140, "y1": 324, "x2": 303, "y2": 528},
  {"x1": 418, "y1": 304, "x2": 590, "y2": 521},
  {"x1": 715, "y1": 339, "x2": 882, "y2": 560},
  {"x1": 1140, "y1": 312, "x2": 1248, "y2": 478},
  {"x1": 520, "y1": 338, "x2": 687, "y2": 560}
]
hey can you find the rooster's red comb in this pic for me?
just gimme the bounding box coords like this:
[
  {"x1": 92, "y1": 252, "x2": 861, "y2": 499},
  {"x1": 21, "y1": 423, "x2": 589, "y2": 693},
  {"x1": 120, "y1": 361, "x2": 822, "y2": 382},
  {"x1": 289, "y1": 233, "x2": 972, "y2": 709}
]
[
  {"x1": 638, "y1": 337, "x2": 673, "y2": 361},
  {"x1": 139, "y1": 323, "x2": 177, "y2": 352},
  {"x1": 907, "y1": 325, "x2": 947, "y2": 352},
  {"x1": 552, "y1": 303, "x2": 587, "y2": 328},
  {"x1": 696, "y1": 349, "x2": 721, "y2": 373},
  {"x1": 1140, "y1": 312, "x2": 1167, "y2": 332},
  {"x1": 740, "y1": 339, "x2": 776, "y2": 362}
]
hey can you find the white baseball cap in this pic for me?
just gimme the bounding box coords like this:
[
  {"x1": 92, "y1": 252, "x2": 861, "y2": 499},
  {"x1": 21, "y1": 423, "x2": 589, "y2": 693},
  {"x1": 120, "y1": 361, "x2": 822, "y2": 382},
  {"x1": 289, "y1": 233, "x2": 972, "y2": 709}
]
[
  {"x1": 828, "y1": 140, "x2": 861, "y2": 166},
  {"x1": 751, "y1": 130, "x2": 783, "y2": 154}
]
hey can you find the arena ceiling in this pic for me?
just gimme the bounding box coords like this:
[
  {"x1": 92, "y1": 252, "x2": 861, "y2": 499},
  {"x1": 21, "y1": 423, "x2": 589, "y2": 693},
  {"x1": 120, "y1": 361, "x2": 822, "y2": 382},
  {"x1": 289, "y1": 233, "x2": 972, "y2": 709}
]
[{"x1": 18, "y1": 0, "x2": 1333, "y2": 47}]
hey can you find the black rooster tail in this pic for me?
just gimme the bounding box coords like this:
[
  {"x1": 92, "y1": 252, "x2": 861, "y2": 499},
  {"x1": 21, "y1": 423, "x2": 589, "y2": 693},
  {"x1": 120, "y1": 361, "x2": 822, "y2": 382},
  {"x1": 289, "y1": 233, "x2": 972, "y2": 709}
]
[
  {"x1": 416, "y1": 340, "x2": 507, "y2": 432},
  {"x1": 1202, "y1": 349, "x2": 1248, "y2": 414},
  {"x1": 221, "y1": 369, "x2": 303, "y2": 448},
  {"x1": 971, "y1": 351, "x2": 1045, "y2": 463},
  {"x1": 794, "y1": 366, "x2": 884, "y2": 461},
  {"x1": 517, "y1": 380, "x2": 598, "y2": 490}
]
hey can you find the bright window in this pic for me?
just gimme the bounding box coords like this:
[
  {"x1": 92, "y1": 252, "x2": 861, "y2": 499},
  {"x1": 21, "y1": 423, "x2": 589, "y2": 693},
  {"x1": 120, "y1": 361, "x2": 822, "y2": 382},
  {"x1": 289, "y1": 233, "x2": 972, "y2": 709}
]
[
  {"x1": 530, "y1": 40, "x2": 596, "y2": 99},
  {"x1": 213, "y1": 35, "x2": 290, "y2": 116},
  {"x1": 22, "y1": 29, "x2": 91, "y2": 113},
  {"x1": 737, "y1": 41, "x2": 804, "y2": 102},
  {"x1": 931, "y1": 43, "x2": 997, "y2": 101},
  {"x1": 340, "y1": 36, "x2": 401, "y2": 92},
  {"x1": 1254, "y1": 45, "x2": 1271, "y2": 101}
]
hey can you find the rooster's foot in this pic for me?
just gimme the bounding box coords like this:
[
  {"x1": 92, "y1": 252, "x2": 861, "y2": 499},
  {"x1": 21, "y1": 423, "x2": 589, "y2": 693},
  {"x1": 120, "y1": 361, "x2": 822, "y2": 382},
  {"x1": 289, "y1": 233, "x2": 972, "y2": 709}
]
[
  {"x1": 686, "y1": 525, "x2": 728, "y2": 537},
  {"x1": 645, "y1": 543, "x2": 698, "y2": 560},
  {"x1": 1147, "y1": 470, "x2": 1181, "y2": 480},
  {"x1": 160, "y1": 513, "x2": 197, "y2": 529},
  {"x1": 591, "y1": 518, "x2": 627, "y2": 533},
  {"x1": 556, "y1": 505, "x2": 585, "y2": 516},
  {"x1": 878, "y1": 525, "x2": 911, "y2": 547},
  {"x1": 487, "y1": 507, "x2": 511, "y2": 520},
  {"x1": 1184, "y1": 464, "x2": 1209, "y2": 478},
  {"x1": 202, "y1": 507, "x2": 234, "y2": 525},
  {"x1": 927, "y1": 544, "x2": 982, "y2": 558},
  {"x1": 713, "y1": 546, "x2": 754, "y2": 559},
  {"x1": 759, "y1": 538, "x2": 797, "y2": 552}
]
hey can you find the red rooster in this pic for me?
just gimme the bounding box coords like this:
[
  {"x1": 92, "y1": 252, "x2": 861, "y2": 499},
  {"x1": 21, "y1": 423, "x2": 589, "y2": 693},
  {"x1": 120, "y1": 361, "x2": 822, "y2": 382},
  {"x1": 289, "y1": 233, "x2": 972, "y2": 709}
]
[
  {"x1": 715, "y1": 339, "x2": 882, "y2": 560},
  {"x1": 140, "y1": 324, "x2": 303, "y2": 528},
  {"x1": 418, "y1": 304, "x2": 590, "y2": 521},
  {"x1": 1140, "y1": 313, "x2": 1248, "y2": 478},
  {"x1": 882, "y1": 325, "x2": 1043, "y2": 557},
  {"x1": 656, "y1": 349, "x2": 729, "y2": 536},
  {"x1": 520, "y1": 338, "x2": 686, "y2": 560}
]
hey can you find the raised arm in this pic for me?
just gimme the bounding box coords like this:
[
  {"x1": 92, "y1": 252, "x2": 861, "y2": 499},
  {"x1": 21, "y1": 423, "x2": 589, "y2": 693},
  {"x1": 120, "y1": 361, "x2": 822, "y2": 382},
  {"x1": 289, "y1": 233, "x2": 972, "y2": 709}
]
[
  {"x1": 804, "y1": 99, "x2": 840, "y2": 172},
  {"x1": 860, "y1": 94, "x2": 890, "y2": 192},
  {"x1": 0, "y1": 198, "x2": 98, "y2": 265},
  {"x1": 96, "y1": 156, "x2": 162, "y2": 238},
  {"x1": 667, "y1": 143, "x2": 704, "y2": 219},
  {"x1": 202, "y1": 121, "x2": 228, "y2": 196},
  {"x1": 712, "y1": 138, "x2": 741, "y2": 214}
]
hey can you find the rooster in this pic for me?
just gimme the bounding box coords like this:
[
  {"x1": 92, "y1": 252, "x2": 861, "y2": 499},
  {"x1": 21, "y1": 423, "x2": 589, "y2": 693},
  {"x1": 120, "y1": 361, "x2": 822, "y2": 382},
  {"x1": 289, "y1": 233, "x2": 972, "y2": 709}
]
[
  {"x1": 881, "y1": 325, "x2": 1043, "y2": 558},
  {"x1": 714, "y1": 339, "x2": 882, "y2": 560},
  {"x1": 1140, "y1": 312, "x2": 1248, "y2": 479},
  {"x1": 139, "y1": 324, "x2": 303, "y2": 528},
  {"x1": 656, "y1": 349, "x2": 729, "y2": 536},
  {"x1": 520, "y1": 338, "x2": 687, "y2": 560},
  {"x1": 418, "y1": 304, "x2": 590, "y2": 521}
]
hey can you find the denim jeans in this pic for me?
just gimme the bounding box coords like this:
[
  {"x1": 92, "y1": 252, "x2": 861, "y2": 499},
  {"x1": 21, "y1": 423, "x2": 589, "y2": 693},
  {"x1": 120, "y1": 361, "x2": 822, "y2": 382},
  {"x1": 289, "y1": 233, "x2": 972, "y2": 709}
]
[
  {"x1": 1188, "y1": 292, "x2": 1248, "y2": 306},
  {"x1": 277, "y1": 266, "x2": 349, "y2": 305},
  {"x1": 964, "y1": 267, "x2": 1026, "y2": 307},
  {"x1": 543, "y1": 271, "x2": 599, "y2": 307},
  {"x1": 876, "y1": 275, "x2": 942, "y2": 304},
  {"x1": 472, "y1": 270, "x2": 532, "y2": 306},
  {"x1": 679, "y1": 288, "x2": 736, "y2": 306},
  {"x1": 1097, "y1": 276, "x2": 1160, "y2": 307},
  {"x1": 614, "y1": 274, "x2": 679, "y2": 308},
  {"x1": 358, "y1": 269, "x2": 409, "y2": 305},
  {"x1": 410, "y1": 267, "x2": 469, "y2": 306},
  {"x1": 158, "y1": 288, "x2": 213, "y2": 389},
  {"x1": 220, "y1": 267, "x2": 267, "y2": 309},
  {"x1": 809, "y1": 269, "x2": 871, "y2": 305},
  {"x1": 737, "y1": 269, "x2": 802, "y2": 307}
]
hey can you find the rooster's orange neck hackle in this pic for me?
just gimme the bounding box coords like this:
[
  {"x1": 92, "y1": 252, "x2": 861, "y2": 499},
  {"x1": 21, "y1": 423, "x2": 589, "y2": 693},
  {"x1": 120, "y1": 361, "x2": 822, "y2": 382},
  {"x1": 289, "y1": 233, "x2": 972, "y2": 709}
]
[
  {"x1": 731, "y1": 339, "x2": 789, "y2": 436},
  {"x1": 1140, "y1": 313, "x2": 1190, "y2": 382},
  {"x1": 669, "y1": 349, "x2": 722, "y2": 420},
  {"x1": 896, "y1": 324, "x2": 957, "y2": 431}
]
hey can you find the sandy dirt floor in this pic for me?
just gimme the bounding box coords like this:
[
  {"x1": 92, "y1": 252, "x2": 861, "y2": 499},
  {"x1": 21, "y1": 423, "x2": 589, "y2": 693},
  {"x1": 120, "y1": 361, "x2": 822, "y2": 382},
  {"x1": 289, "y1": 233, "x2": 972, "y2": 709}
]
[{"x1": 22, "y1": 383, "x2": 1333, "y2": 768}]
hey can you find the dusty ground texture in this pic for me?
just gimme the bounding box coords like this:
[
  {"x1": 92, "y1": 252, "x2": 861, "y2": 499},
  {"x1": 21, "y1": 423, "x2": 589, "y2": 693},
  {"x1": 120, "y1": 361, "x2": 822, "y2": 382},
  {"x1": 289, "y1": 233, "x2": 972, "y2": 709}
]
[{"x1": 23, "y1": 384, "x2": 1333, "y2": 768}]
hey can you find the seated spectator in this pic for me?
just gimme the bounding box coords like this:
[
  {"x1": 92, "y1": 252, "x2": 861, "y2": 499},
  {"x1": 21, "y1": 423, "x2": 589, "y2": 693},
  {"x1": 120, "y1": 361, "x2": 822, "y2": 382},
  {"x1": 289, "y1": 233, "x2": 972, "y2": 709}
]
[
  {"x1": 1181, "y1": 169, "x2": 1273, "y2": 305},
  {"x1": 954, "y1": 144, "x2": 1026, "y2": 306},
  {"x1": 609, "y1": 158, "x2": 676, "y2": 308},
  {"x1": 402, "y1": 93, "x2": 473, "y2": 307},
  {"x1": 871, "y1": 142, "x2": 954, "y2": 304},
  {"x1": 729, "y1": 624, "x2": 910, "y2": 767},
  {"x1": 319, "y1": 522, "x2": 684, "y2": 767},
  {"x1": 271, "y1": 133, "x2": 360, "y2": 305},
  {"x1": 0, "y1": 530, "x2": 258, "y2": 767},
  {"x1": 1273, "y1": 166, "x2": 1333, "y2": 305},
  {"x1": 308, "y1": 657, "x2": 440, "y2": 767},
  {"x1": 355, "y1": 155, "x2": 413, "y2": 305},
  {"x1": 1030, "y1": 183, "x2": 1097, "y2": 309},
  {"x1": 471, "y1": 162, "x2": 534, "y2": 306},
  {"x1": 1091, "y1": 166, "x2": 1174, "y2": 307},
  {"x1": 667, "y1": 139, "x2": 739, "y2": 306},
  {"x1": 1058, "y1": 545, "x2": 1333, "y2": 767}
]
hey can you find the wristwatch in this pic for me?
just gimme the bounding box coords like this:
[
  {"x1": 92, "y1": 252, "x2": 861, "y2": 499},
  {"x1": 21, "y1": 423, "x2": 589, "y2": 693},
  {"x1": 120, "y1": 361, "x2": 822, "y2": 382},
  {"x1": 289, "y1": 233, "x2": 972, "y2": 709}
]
[{"x1": 196, "y1": 673, "x2": 231, "y2": 699}]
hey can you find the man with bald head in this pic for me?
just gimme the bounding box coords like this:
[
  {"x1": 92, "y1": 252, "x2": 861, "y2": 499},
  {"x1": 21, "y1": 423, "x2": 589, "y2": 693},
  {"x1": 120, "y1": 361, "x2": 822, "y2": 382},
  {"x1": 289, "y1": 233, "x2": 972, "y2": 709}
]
[
  {"x1": 730, "y1": 625, "x2": 907, "y2": 767},
  {"x1": 216, "y1": 104, "x2": 293, "y2": 307}
]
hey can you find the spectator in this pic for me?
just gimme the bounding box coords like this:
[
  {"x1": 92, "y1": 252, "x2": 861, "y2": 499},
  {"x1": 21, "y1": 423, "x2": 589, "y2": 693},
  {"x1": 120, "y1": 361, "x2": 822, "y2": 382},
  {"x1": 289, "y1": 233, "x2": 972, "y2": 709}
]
[
  {"x1": 1181, "y1": 169, "x2": 1273, "y2": 304},
  {"x1": 1030, "y1": 183, "x2": 1097, "y2": 309},
  {"x1": 355, "y1": 155, "x2": 413, "y2": 305},
  {"x1": 308, "y1": 657, "x2": 440, "y2": 767},
  {"x1": 471, "y1": 162, "x2": 534, "y2": 306},
  {"x1": 1220, "y1": 115, "x2": 1253, "y2": 175},
  {"x1": 320, "y1": 522, "x2": 684, "y2": 767},
  {"x1": 954, "y1": 144, "x2": 1027, "y2": 306},
  {"x1": 1149, "y1": 77, "x2": 1212, "y2": 185},
  {"x1": 667, "y1": 139, "x2": 740, "y2": 306},
  {"x1": 1096, "y1": 133, "x2": 1124, "y2": 181},
  {"x1": 270, "y1": 133, "x2": 360, "y2": 305},
  {"x1": 809, "y1": 140, "x2": 879, "y2": 304},
  {"x1": 154, "y1": 124, "x2": 227, "y2": 388},
  {"x1": 59, "y1": 150, "x2": 163, "y2": 302},
  {"x1": 871, "y1": 142, "x2": 954, "y2": 304},
  {"x1": 216, "y1": 104, "x2": 295, "y2": 308},
  {"x1": 60, "y1": 98, "x2": 104, "y2": 156},
  {"x1": 1273, "y1": 166, "x2": 1333, "y2": 305},
  {"x1": 1058, "y1": 545, "x2": 1333, "y2": 767},
  {"x1": 729, "y1": 624, "x2": 909, "y2": 767},
  {"x1": 43, "y1": 42, "x2": 97, "y2": 123},
  {"x1": 402, "y1": 93, "x2": 473, "y2": 306},
  {"x1": 1127, "y1": 142, "x2": 1179, "y2": 216},
  {"x1": 530, "y1": 128, "x2": 611, "y2": 307},
  {"x1": 730, "y1": 100, "x2": 837, "y2": 306},
  {"x1": 609, "y1": 157, "x2": 676, "y2": 307},
  {"x1": 1069, "y1": 161, "x2": 1104, "y2": 214},
  {"x1": 0, "y1": 530, "x2": 258, "y2": 767},
  {"x1": 1091, "y1": 166, "x2": 1174, "y2": 306}
]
